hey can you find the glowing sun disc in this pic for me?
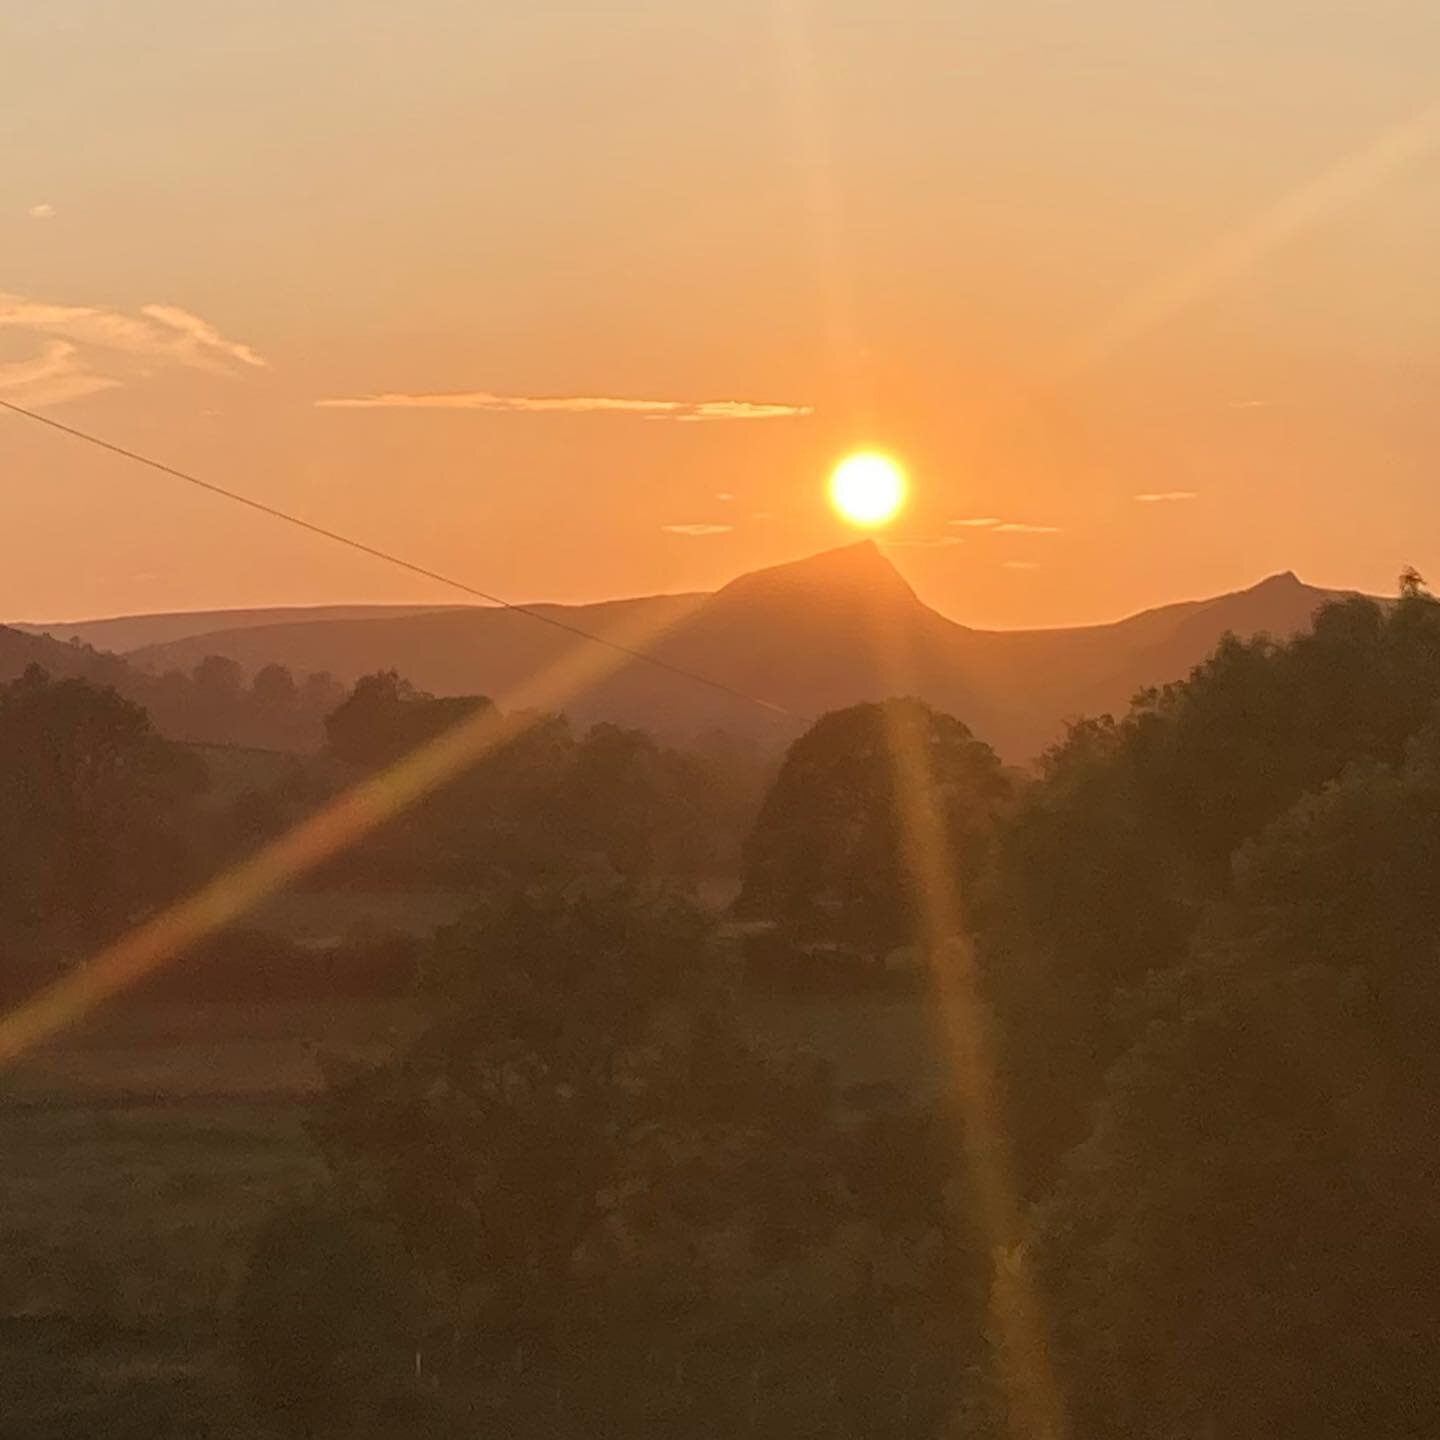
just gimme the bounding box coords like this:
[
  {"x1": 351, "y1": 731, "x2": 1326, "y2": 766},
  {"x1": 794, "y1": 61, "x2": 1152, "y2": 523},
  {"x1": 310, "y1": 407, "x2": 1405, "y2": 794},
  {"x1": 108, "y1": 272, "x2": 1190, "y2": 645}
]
[{"x1": 828, "y1": 452, "x2": 907, "y2": 528}]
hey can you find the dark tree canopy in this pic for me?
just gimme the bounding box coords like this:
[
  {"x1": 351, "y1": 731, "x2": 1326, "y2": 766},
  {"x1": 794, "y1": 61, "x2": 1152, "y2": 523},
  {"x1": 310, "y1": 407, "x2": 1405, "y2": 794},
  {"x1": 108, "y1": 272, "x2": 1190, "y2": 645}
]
[
  {"x1": 241, "y1": 882, "x2": 971, "y2": 1435},
  {"x1": 983, "y1": 579, "x2": 1440, "y2": 1185},
  {"x1": 739, "y1": 697, "x2": 1010, "y2": 948},
  {"x1": 0, "y1": 666, "x2": 205, "y2": 963},
  {"x1": 318, "y1": 675, "x2": 765, "y2": 891},
  {"x1": 1035, "y1": 739, "x2": 1440, "y2": 1438},
  {"x1": 953, "y1": 576, "x2": 1440, "y2": 1436},
  {"x1": 557, "y1": 722, "x2": 719, "y2": 883},
  {"x1": 324, "y1": 669, "x2": 493, "y2": 772}
]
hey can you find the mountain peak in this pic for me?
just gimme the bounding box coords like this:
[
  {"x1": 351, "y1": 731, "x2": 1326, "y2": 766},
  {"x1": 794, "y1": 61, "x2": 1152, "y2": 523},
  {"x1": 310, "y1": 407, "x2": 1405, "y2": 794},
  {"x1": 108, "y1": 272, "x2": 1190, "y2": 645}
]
[
  {"x1": 1254, "y1": 569, "x2": 1303, "y2": 590},
  {"x1": 711, "y1": 540, "x2": 918, "y2": 610}
]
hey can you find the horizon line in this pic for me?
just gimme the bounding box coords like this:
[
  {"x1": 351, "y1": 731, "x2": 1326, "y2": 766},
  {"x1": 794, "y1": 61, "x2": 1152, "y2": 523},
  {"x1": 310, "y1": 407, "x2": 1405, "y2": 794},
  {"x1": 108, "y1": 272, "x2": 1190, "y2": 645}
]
[{"x1": 7, "y1": 551, "x2": 1365, "y2": 641}]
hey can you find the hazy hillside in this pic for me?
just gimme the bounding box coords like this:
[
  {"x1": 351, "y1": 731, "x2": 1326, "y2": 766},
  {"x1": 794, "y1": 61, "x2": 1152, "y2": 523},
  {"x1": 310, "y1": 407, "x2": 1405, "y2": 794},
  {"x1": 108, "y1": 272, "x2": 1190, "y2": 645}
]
[
  {"x1": 0, "y1": 623, "x2": 137, "y2": 689},
  {"x1": 948, "y1": 569, "x2": 1357, "y2": 758},
  {"x1": 0, "y1": 622, "x2": 341, "y2": 753},
  {"x1": 115, "y1": 545, "x2": 1354, "y2": 762},
  {"x1": 128, "y1": 592, "x2": 709, "y2": 702},
  {"x1": 17, "y1": 603, "x2": 469, "y2": 654}
]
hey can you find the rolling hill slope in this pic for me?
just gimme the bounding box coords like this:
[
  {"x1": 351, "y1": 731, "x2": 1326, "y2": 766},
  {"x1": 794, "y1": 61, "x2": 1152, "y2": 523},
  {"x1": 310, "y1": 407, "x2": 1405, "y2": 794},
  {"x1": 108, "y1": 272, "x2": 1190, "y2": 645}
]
[
  {"x1": 15, "y1": 603, "x2": 469, "y2": 654},
  {"x1": 115, "y1": 545, "x2": 1358, "y2": 761}
]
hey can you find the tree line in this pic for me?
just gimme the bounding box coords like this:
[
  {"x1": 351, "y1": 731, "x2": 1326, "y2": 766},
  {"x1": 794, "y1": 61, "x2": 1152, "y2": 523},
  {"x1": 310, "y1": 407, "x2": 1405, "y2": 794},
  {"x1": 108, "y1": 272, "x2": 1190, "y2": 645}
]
[{"x1": 0, "y1": 662, "x2": 768, "y2": 1002}]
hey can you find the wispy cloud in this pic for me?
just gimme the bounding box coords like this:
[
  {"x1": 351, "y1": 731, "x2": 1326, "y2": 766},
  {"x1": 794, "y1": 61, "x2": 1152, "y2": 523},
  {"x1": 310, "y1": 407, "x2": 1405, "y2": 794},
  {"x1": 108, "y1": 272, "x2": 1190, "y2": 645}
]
[
  {"x1": 27, "y1": 203, "x2": 55, "y2": 221},
  {"x1": 1134, "y1": 490, "x2": 1198, "y2": 503},
  {"x1": 1003, "y1": 560, "x2": 1043, "y2": 570},
  {"x1": 715, "y1": 491, "x2": 735, "y2": 501},
  {"x1": 316, "y1": 390, "x2": 811, "y2": 422},
  {"x1": 1230, "y1": 398, "x2": 1272, "y2": 410},
  {"x1": 885, "y1": 535, "x2": 965, "y2": 549},
  {"x1": 662, "y1": 523, "x2": 734, "y2": 536},
  {"x1": 949, "y1": 516, "x2": 1002, "y2": 528},
  {"x1": 138, "y1": 304, "x2": 266, "y2": 371},
  {"x1": 0, "y1": 292, "x2": 266, "y2": 408},
  {"x1": 0, "y1": 341, "x2": 120, "y2": 408}
]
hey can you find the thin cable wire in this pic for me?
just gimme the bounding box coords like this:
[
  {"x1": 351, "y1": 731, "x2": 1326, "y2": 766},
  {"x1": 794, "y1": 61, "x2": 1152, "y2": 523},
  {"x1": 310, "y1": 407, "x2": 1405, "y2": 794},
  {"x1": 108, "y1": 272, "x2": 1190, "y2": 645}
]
[{"x1": 0, "y1": 397, "x2": 790, "y2": 717}]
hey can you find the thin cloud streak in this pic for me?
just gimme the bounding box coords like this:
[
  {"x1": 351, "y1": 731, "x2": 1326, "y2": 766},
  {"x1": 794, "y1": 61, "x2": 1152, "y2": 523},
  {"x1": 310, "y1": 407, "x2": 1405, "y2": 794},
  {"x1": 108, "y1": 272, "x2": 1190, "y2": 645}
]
[
  {"x1": 317, "y1": 390, "x2": 811, "y2": 422},
  {"x1": 662, "y1": 523, "x2": 734, "y2": 536},
  {"x1": 949, "y1": 517, "x2": 1001, "y2": 528},
  {"x1": 994, "y1": 522, "x2": 1062, "y2": 534},
  {"x1": 884, "y1": 535, "x2": 965, "y2": 549},
  {"x1": 27, "y1": 203, "x2": 55, "y2": 220},
  {"x1": 1135, "y1": 491, "x2": 1198, "y2": 503}
]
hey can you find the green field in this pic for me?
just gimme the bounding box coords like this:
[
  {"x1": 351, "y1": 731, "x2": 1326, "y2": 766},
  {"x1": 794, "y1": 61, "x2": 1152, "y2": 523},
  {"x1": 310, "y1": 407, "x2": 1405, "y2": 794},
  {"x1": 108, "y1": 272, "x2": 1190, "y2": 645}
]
[
  {"x1": 1, "y1": 1100, "x2": 315, "y2": 1439},
  {"x1": 0, "y1": 992, "x2": 416, "y2": 1440}
]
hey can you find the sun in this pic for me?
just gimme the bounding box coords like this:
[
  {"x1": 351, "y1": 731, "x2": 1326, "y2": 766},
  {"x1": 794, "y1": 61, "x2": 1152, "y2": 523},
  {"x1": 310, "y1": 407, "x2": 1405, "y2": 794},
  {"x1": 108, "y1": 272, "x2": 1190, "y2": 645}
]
[{"x1": 828, "y1": 452, "x2": 907, "y2": 528}]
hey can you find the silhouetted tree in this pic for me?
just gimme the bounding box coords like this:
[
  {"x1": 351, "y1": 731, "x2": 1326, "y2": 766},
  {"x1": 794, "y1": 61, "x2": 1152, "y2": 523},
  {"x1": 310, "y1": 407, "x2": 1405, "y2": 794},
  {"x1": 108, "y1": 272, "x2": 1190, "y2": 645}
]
[
  {"x1": 0, "y1": 666, "x2": 204, "y2": 966},
  {"x1": 324, "y1": 670, "x2": 492, "y2": 772},
  {"x1": 558, "y1": 722, "x2": 720, "y2": 882},
  {"x1": 252, "y1": 661, "x2": 298, "y2": 708},
  {"x1": 739, "y1": 698, "x2": 1010, "y2": 949}
]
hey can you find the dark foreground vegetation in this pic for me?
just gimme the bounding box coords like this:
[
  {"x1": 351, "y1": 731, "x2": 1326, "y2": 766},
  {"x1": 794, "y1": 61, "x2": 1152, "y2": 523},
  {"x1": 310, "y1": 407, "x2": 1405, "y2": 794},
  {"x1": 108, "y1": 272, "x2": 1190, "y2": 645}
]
[{"x1": 4, "y1": 574, "x2": 1440, "y2": 1437}]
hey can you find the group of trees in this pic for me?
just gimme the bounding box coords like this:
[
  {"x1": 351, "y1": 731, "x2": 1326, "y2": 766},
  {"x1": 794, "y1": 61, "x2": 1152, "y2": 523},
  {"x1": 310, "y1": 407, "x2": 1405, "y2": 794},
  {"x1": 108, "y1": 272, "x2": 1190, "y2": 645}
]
[
  {"x1": 314, "y1": 669, "x2": 767, "y2": 888},
  {"x1": 980, "y1": 575, "x2": 1440, "y2": 1436},
  {"x1": 0, "y1": 623, "x2": 347, "y2": 751},
  {"x1": 250, "y1": 576, "x2": 1440, "y2": 1438},
  {"x1": 10, "y1": 576, "x2": 1440, "y2": 1436},
  {"x1": 0, "y1": 662, "x2": 770, "y2": 1001},
  {"x1": 239, "y1": 881, "x2": 973, "y2": 1437},
  {"x1": 726, "y1": 582, "x2": 1440, "y2": 1435},
  {"x1": 150, "y1": 655, "x2": 347, "y2": 751}
]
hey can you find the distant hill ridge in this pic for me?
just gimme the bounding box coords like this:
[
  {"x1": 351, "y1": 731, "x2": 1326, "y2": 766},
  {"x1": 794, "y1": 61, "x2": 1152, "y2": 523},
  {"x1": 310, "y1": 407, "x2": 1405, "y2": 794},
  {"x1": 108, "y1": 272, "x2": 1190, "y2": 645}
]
[
  {"x1": 8, "y1": 547, "x2": 1365, "y2": 762},
  {"x1": 14, "y1": 603, "x2": 472, "y2": 654}
]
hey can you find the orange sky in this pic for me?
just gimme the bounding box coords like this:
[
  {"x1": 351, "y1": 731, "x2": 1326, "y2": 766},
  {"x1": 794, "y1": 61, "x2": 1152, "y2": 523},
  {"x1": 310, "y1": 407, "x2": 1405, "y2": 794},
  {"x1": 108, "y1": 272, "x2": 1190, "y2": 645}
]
[{"x1": 4, "y1": 1, "x2": 1440, "y2": 629}]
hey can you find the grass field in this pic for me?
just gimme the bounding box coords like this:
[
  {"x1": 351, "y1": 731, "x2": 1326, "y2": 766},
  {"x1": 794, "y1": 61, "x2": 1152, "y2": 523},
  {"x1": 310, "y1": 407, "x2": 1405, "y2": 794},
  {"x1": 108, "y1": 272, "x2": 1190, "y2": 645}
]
[
  {"x1": 1, "y1": 1099, "x2": 314, "y2": 1440},
  {"x1": 0, "y1": 992, "x2": 415, "y2": 1439}
]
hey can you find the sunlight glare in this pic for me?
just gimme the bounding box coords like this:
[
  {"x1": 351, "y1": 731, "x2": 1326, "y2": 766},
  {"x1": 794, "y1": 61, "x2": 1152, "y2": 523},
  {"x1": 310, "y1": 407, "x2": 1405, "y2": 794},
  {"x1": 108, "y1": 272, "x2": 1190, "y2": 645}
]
[{"x1": 828, "y1": 452, "x2": 907, "y2": 528}]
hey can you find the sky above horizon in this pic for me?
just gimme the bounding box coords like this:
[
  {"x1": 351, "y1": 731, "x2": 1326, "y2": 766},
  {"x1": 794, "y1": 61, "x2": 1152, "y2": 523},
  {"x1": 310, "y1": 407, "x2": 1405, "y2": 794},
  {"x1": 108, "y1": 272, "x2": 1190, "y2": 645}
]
[{"x1": 5, "y1": 0, "x2": 1440, "y2": 629}]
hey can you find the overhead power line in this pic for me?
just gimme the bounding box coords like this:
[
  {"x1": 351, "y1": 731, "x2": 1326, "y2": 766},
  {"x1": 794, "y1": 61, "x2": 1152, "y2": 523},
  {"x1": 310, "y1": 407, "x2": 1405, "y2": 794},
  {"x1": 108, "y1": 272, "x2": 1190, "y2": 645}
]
[{"x1": 0, "y1": 397, "x2": 789, "y2": 718}]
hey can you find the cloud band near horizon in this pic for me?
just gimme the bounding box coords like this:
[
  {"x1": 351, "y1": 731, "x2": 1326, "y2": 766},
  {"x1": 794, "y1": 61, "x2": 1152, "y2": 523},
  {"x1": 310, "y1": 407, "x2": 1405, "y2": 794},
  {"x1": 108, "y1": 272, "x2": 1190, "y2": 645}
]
[{"x1": 315, "y1": 390, "x2": 812, "y2": 421}]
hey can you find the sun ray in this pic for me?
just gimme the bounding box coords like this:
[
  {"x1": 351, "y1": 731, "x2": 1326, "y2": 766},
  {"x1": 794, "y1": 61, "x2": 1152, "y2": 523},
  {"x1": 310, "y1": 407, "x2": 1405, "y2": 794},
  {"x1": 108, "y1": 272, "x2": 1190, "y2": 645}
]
[
  {"x1": 0, "y1": 600, "x2": 730, "y2": 1066},
  {"x1": 1069, "y1": 102, "x2": 1440, "y2": 372},
  {"x1": 854, "y1": 595, "x2": 1067, "y2": 1440}
]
